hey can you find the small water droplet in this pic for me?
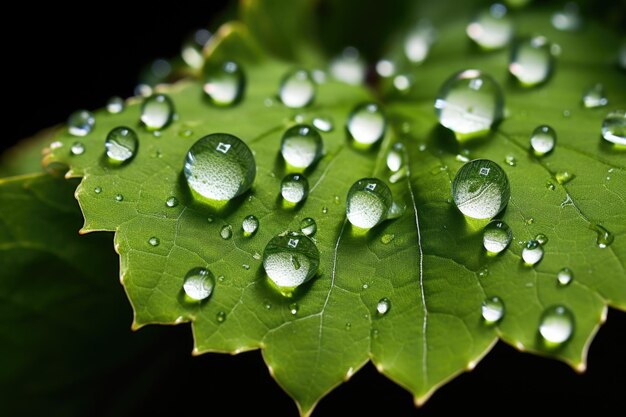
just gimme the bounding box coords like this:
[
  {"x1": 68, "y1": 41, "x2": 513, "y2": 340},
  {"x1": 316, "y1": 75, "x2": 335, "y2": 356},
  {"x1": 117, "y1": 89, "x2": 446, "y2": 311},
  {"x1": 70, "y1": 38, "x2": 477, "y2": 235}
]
[
  {"x1": 148, "y1": 236, "x2": 160, "y2": 247},
  {"x1": 183, "y1": 267, "x2": 215, "y2": 301},
  {"x1": 362, "y1": 283, "x2": 369, "y2": 290},
  {"x1": 289, "y1": 302, "x2": 299, "y2": 315},
  {"x1": 478, "y1": 267, "x2": 489, "y2": 277},
  {"x1": 322, "y1": 207, "x2": 328, "y2": 214},
  {"x1": 280, "y1": 124, "x2": 323, "y2": 169},
  {"x1": 381, "y1": 233, "x2": 395, "y2": 244},
  {"x1": 253, "y1": 252, "x2": 261, "y2": 260},
  {"x1": 300, "y1": 217, "x2": 317, "y2": 236},
  {"x1": 207, "y1": 216, "x2": 214, "y2": 223},
  {"x1": 466, "y1": 3, "x2": 513, "y2": 50},
  {"x1": 345, "y1": 322, "x2": 352, "y2": 331},
  {"x1": 329, "y1": 46, "x2": 366, "y2": 85},
  {"x1": 264, "y1": 300, "x2": 272, "y2": 310},
  {"x1": 115, "y1": 194, "x2": 124, "y2": 202},
  {"x1": 371, "y1": 329, "x2": 379, "y2": 338},
  {"x1": 217, "y1": 275, "x2": 225, "y2": 282},
  {"x1": 263, "y1": 232, "x2": 320, "y2": 294},
  {"x1": 509, "y1": 36, "x2": 554, "y2": 87},
  {"x1": 535, "y1": 233, "x2": 548, "y2": 245},
  {"x1": 220, "y1": 225, "x2": 233, "y2": 240},
  {"x1": 68, "y1": 110, "x2": 95, "y2": 136},
  {"x1": 179, "y1": 128, "x2": 193, "y2": 138},
  {"x1": 481, "y1": 296, "x2": 505, "y2": 323},
  {"x1": 376, "y1": 298, "x2": 391, "y2": 316},
  {"x1": 165, "y1": 196, "x2": 179, "y2": 208},
  {"x1": 279, "y1": 69, "x2": 315, "y2": 108},
  {"x1": 181, "y1": 28, "x2": 211, "y2": 69},
  {"x1": 601, "y1": 110, "x2": 625, "y2": 146},
  {"x1": 347, "y1": 102, "x2": 386, "y2": 146},
  {"x1": 281, "y1": 174, "x2": 309, "y2": 204},
  {"x1": 70, "y1": 142, "x2": 85, "y2": 156},
  {"x1": 203, "y1": 60, "x2": 245, "y2": 106},
  {"x1": 184, "y1": 133, "x2": 256, "y2": 202},
  {"x1": 539, "y1": 305, "x2": 574, "y2": 345},
  {"x1": 555, "y1": 170, "x2": 574, "y2": 184},
  {"x1": 106, "y1": 96, "x2": 125, "y2": 114},
  {"x1": 216, "y1": 311, "x2": 226, "y2": 323},
  {"x1": 242, "y1": 215, "x2": 259, "y2": 236},
  {"x1": 582, "y1": 84, "x2": 608, "y2": 108},
  {"x1": 522, "y1": 240, "x2": 544, "y2": 265},
  {"x1": 452, "y1": 159, "x2": 510, "y2": 220},
  {"x1": 141, "y1": 94, "x2": 175, "y2": 131},
  {"x1": 591, "y1": 224, "x2": 614, "y2": 248},
  {"x1": 434, "y1": 70, "x2": 504, "y2": 139},
  {"x1": 404, "y1": 20, "x2": 436, "y2": 64},
  {"x1": 94, "y1": 186, "x2": 102, "y2": 194},
  {"x1": 505, "y1": 154, "x2": 517, "y2": 166},
  {"x1": 242, "y1": 263, "x2": 250, "y2": 270},
  {"x1": 557, "y1": 267, "x2": 573, "y2": 286},
  {"x1": 530, "y1": 125, "x2": 556, "y2": 156},
  {"x1": 346, "y1": 178, "x2": 398, "y2": 229},
  {"x1": 551, "y1": 2, "x2": 582, "y2": 32},
  {"x1": 312, "y1": 116, "x2": 334, "y2": 132},
  {"x1": 483, "y1": 220, "x2": 512, "y2": 254},
  {"x1": 393, "y1": 74, "x2": 413, "y2": 92},
  {"x1": 386, "y1": 143, "x2": 405, "y2": 172},
  {"x1": 546, "y1": 181, "x2": 556, "y2": 191},
  {"x1": 376, "y1": 59, "x2": 396, "y2": 77}
]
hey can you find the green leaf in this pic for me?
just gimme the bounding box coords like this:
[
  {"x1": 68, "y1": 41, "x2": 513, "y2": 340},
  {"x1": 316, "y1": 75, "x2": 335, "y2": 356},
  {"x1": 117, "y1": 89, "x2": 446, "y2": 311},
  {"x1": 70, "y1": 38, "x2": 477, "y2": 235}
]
[
  {"x1": 40, "y1": 8, "x2": 625, "y2": 417},
  {"x1": 0, "y1": 128, "x2": 56, "y2": 177}
]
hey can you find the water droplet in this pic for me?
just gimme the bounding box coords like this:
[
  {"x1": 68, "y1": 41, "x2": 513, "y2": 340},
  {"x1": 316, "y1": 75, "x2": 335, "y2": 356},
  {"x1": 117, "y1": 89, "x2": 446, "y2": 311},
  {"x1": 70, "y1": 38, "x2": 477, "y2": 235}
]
[
  {"x1": 115, "y1": 194, "x2": 124, "y2": 202},
  {"x1": 591, "y1": 224, "x2": 614, "y2": 248},
  {"x1": 539, "y1": 305, "x2": 574, "y2": 345},
  {"x1": 68, "y1": 110, "x2": 95, "y2": 136},
  {"x1": 242, "y1": 215, "x2": 259, "y2": 236},
  {"x1": 555, "y1": 170, "x2": 574, "y2": 184},
  {"x1": 183, "y1": 267, "x2": 215, "y2": 301},
  {"x1": 530, "y1": 125, "x2": 556, "y2": 156},
  {"x1": 362, "y1": 283, "x2": 369, "y2": 290},
  {"x1": 329, "y1": 46, "x2": 366, "y2": 85},
  {"x1": 216, "y1": 311, "x2": 226, "y2": 323},
  {"x1": 140, "y1": 94, "x2": 175, "y2": 131},
  {"x1": 179, "y1": 128, "x2": 193, "y2": 138},
  {"x1": 166, "y1": 196, "x2": 179, "y2": 208},
  {"x1": 404, "y1": 20, "x2": 437, "y2": 64},
  {"x1": 381, "y1": 233, "x2": 395, "y2": 244},
  {"x1": 466, "y1": 3, "x2": 513, "y2": 50},
  {"x1": 106, "y1": 96, "x2": 125, "y2": 114},
  {"x1": 280, "y1": 124, "x2": 323, "y2": 169},
  {"x1": 242, "y1": 264, "x2": 250, "y2": 270},
  {"x1": 509, "y1": 36, "x2": 554, "y2": 87},
  {"x1": 346, "y1": 178, "x2": 396, "y2": 229},
  {"x1": 535, "y1": 233, "x2": 548, "y2": 245},
  {"x1": 546, "y1": 181, "x2": 556, "y2": 191},
  {"x1": 582, "y1": 84, "x2": 608, "y2": 108},
  {"x1": 322, "y1": 207, "x2": 328, "y2": 214},
  {"x1": 217, "y1": 275, "x2": 225, "y2": 282},
  {"x1": 551, "y1": 2, "x2": 582, "y2": 32},
  {"x1": 483, "y1": 220, "x2": 512, "y2": 254},
  {"x1": 481, "y1": 296, "x2": 505, "y2": 323},
  {"x1": 220, "y1": 224, "x2": 233, "y2": 240},
  {"x1": 311, "y1": 69, "x2": 327, "y2": 84},
  {"x1": 279, "y1": 69, "x2": 315, "y2": 108},
  {"x1": 184, "y1": 133, "x2": 256, "y2": 201},
  {"x1": 386, "y1": 143, "x2": 405, "y2": 172},
  {"x1": 253, "y1": 252, "x2": 261, "y2": 260},
  {"x1": 452, "y1": 159, "x2": 510, "y2": 220},
  {"x1": 289, "y1": 302, "x2": 299, "y2": 315},
  {"x1": 264, "y1": 300, "x2": 272, "y2": 310},
  {"x1": 526, "y1": 218, "x2": 535, "y2": 225},
  {"x1": 263, "y1": 232, "x2": 320, "y2": 294},
  {"x1": 478, "y1": 267, "x2": 489, "y2": 277},
  {"x1": 281, "y1": 174, "x2": 309, "y2": 204},
  {"x1": 203, "y1": 60, "x2": 245, "y2": 106},
  {"x1": 347, "y1": 102, "x2": 386, "y2": 146},
  {"x1": 70, "y1": 142, "x2": 85, "y2": 156},
  {"x1": 345, "y1": 322, "x2": 352, "y2": 331},
  {"x1": 207, "y1": 216, "x2": 214, "y2": 223},
  {"x1": 393, "y1": 74, "x2": 413, "y2": 92},
  {"x1": 105, "y1": 126, "x2": 139, "y2": 163},
  {"x1": 94, "y1": 187, "x2": 102, "y2": 194},
  {"x1": 601, "y1": 110, "x2": 625, "y2": 146},
  {"x1": 376, "y1": 59, "x2": 396, "y2": 77},
  {"x1": 376, "y1": 298, "x2": 391, "y2": 316},
  {"x1": 557, "y1": 267, "x2": 573, "y2": 286},
  {"x1": 148, "y1": 236, "x2": 160, "y2": 247},
  {"x1": 300, "y1": 217, "x2": 317, "y2": 236},
  {"x1": 434, "y1": 69, "x2": 504, "y2": 139},
  {"x1": 522, "y1": 240, "x2": 544, "y2": 265},
  {"x1": 505, "y1": 154, "x2": 517, "y2": 166},
  {"x1": 312, "y1": 116, "x2": 334, "y2": 132}
]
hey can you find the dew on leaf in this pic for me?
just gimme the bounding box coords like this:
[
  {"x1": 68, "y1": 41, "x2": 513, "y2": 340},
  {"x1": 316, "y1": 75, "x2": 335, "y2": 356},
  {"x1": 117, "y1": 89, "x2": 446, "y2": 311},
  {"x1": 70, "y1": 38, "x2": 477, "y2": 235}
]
[
  {"x1": 140, "y1": 94, "x2": 175, "y2": 131},
  {"x1": 452, "y1": 159, "x2": 510, "y2": 220},
  {"x1": 148, "y1": 237, "x2": 160, "y2": 247},
  {"x1": 263, "y1": 232, "x2": 320, "y2": 294},
  {"x1": 242, "y1": 215, "x2": 259, "y2": 237},
  {"x1": 279, "y1": 69, "x2": 315, "y2": 108},
  {"x1": 557, "y1": 267, "x2": 573, "y2": 286},
  {"x1": 203, "y1": 60, "x2": 245, "y2": 107},
  {"x1": 300, "y1": 217, "x2": 317, "y2": 236},
  {"x1": 346, "y1": 178, "x2": 395, "y2": 229},
  {"x1": 376, "y1": 298, "x2": 391, "y2": 316},
  {"x1": 481, "y1": 296, "x2": 505, "y2": 324},
  {"x1": 539, "y1": 305, "x2": 574, "y2": 345},
  {"x1": 329, "y1": 46, "x2": 366, "y2": 85},
  {"x1": 70, "y1": 142, "x2": 85, "y2": 156},
  {"x1": 466, "y1": 3, "x2": 513, "y2": 50},
  {"x1": 106, "y1": 96, "x2": 125, "y2": 114},
  {"x1": 68, "y1": 110, "x2": 95, "y2": 136},
  {"x1": 582, "y1": 84, "x2": 608, "y2": 108},
  {"x1": 530, "y1": 125, "x2": 556, "y2": 156},
  {"x1": 281, "y1": 174, "x2": 309, "y2": 204},
  {"x1": 105, "y1": 127, "x2": 139, "y2": 163},
  {"x1": 522, "y1": 240, "x2": 544, "y2": 265},
  {"x1": 220, "y1": 224, "x2": 233, "y2": 240},
  {"x1": 183, "y1": 267, "x2": 215, "y2": 301},
  {"x1": 483, "y1": 220, "x2": 512, "y2": 254},
  {"x1": 601, "y1": 110, "x2": 625, "y2": 146},
  {"x1": 347, "y1": 102, "x2": 386, "y2": 146},
  {"x1": 281, "y1": 124, "x2": 323, "y2": 169},
  {"x1": 166, "y1": 197, "x2": 179, "y2": 208}
]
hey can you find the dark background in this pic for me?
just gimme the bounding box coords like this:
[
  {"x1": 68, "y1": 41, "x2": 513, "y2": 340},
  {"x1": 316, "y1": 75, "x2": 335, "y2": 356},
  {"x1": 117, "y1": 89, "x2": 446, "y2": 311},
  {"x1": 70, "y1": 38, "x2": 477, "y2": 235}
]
[{"x1": 3, "y1": 2, "x2": 625, "y2": 416}]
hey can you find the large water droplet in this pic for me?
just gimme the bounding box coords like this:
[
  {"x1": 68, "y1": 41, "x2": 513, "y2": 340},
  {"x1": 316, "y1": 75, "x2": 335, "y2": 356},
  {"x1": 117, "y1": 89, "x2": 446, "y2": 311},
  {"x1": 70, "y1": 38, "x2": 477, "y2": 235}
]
[
  {"x1": 68, "y1": 110, "x2": 95, "y2": 136},
  {"x1": 386, "y1": 143, "x2": 405, "y2": 172},
  {"x1": 557, "y1": 267, "x2": 573, "y2": 286},
  {"x1": 481, "y1": 296, "x2": 505, "y2": 323},
  {"x1": 539, "y1": 305, "x2": 574, "y2": 345},
  {"x1": 106, "y1": 96, "x2": 125, "y2": 114},
  {"x1": 582, "y1": 84, "x2": 608, "y2": 108},
  {"x1": 242, "y1": 215, "x2": 259, "y2": 236},
  {"x1": 522, "y1": 240, "x2": 544, "y2": 265},
  {"x1": 509, "y1": 36, "x2": 554, "y2": 87},
  {"x1": 281, "y1": 174, "x2": 309, "y2": 204},
  {"x1": 263, "y1": 232, "x2": 320, "y2": 294},
  {"x1": 300, "y1": 217, "x2": 317, "y2": 236},
  {"x1": 105, "y1": 127, "x2": 139, "y2": 163},
  {"x1": 483, "y1": 220, "x2": 512, "y2": 253},
  {"x1": 452, "y1": 159, "x2": 510, "y2": 220},
  {"x1": 376, "y1": 298, "x2": 391, "y2": 316},
  {"x1": 434, "y1": 69, "x2": 504, "y2": 139},
  {"x1": 279, "y1": 69, "x2": 315, "y2": 108},
  {"x1": 591, "y1": 224, "x2": 614, "y2": 248},
  {"x1": 530, "y1": 125, "x2": 556, "y2": 156},
  {"x1": 404, "y1": 20, "x2": 437, "y2": 64},
  {"x1": 184, "y1": 133, "x2": 256, "y2": 201},
  {"x1": 141, "y1": 94, "x2": 175, "y2": 130},
  {"x1": 601, "y1": 110, "x2": 625, "y2": 146},
  {"x1": 466, "y1": 3, "x2": 513, "y2": 50},
  {"x1": 203, "y1": 60, "x2": 245, "y2": 106},
  {"x1": 347, "y1": 102, "x2": 386, "y2": 146},
  {"x1": 329, "y1": 47, "x2": 366, "y2": 85},
  {"x1": 346, "y1": 178, "x2": 397, "y2": 229},
  {"x1": 183, "y1": 267, "x2": 215, "y2": 301},
  {"x1": 551, "y1": 2, "x2": 582, "y2": 31},
  {"x1": 70, "y1": 142, "x2": 85, "y2": 156},
  {"x1": 281, "y1": 124, "x2": 323, "y2": 169}
]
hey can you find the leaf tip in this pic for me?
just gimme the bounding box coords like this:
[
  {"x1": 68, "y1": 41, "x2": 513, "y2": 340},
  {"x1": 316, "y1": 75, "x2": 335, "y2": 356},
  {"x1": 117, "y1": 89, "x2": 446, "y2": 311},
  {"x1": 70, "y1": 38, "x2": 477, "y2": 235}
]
[
  {"x1": 130, "y1": 321, "x2": 143, "y2": 331},
  {"x1": 574, "y1": 361, "x2": 587, "y2": 373}
]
